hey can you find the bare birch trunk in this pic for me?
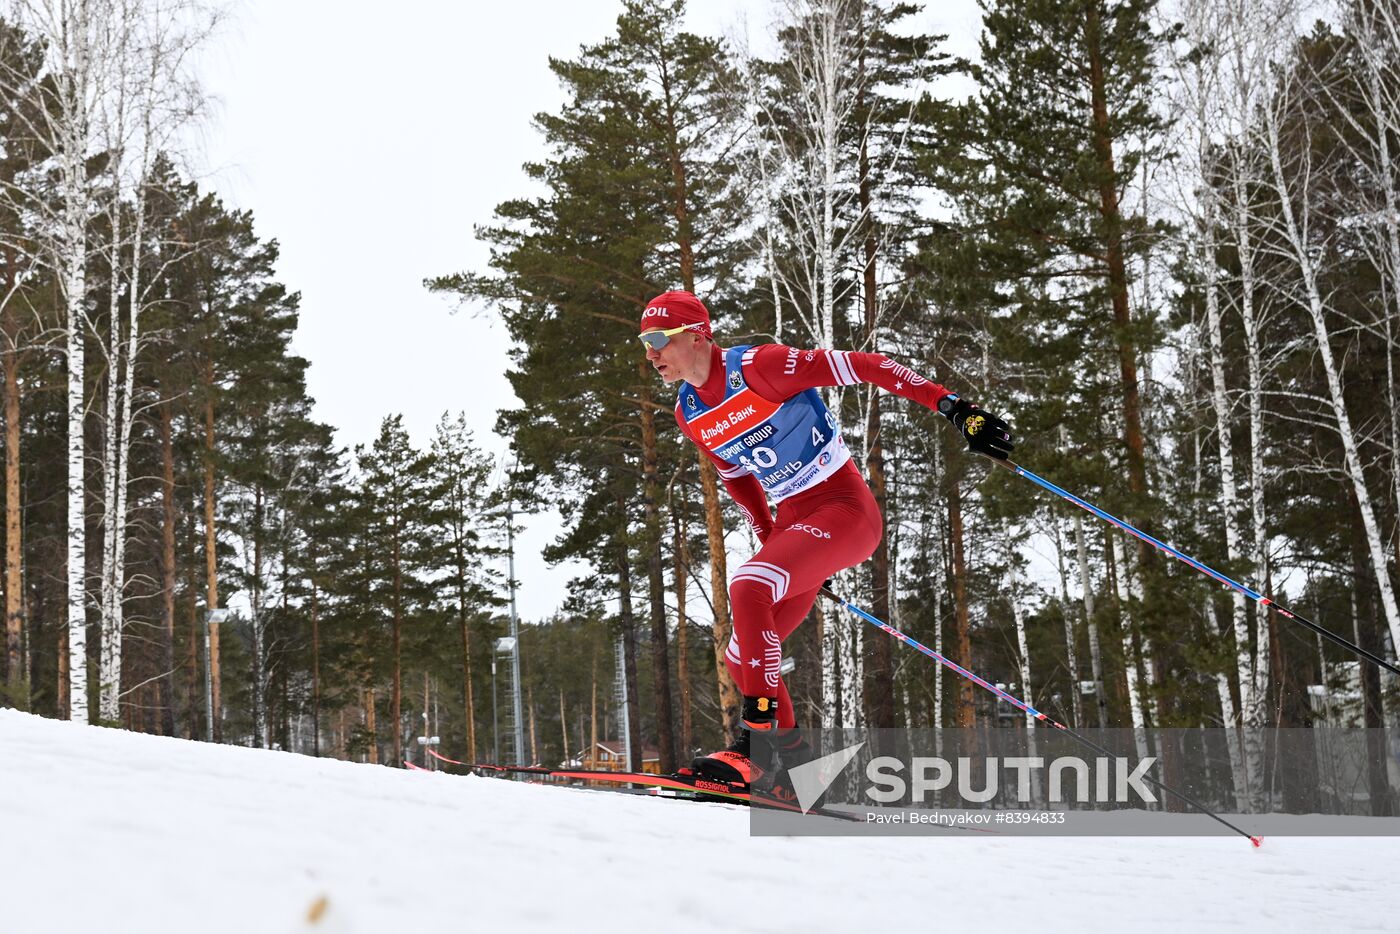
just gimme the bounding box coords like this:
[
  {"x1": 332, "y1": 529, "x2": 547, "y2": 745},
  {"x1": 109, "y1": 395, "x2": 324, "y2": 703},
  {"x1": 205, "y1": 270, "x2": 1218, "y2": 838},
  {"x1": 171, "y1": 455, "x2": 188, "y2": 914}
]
[
  {"x1": 98, "y1": 201, "x2": 122, "y2": 723},
  {"x1": 159, "y1": 402, "x2": 176, "y2": 737},
  {"x1": 1352, "y1": 6, "x2": 1400, "y2": 671},
  {"x1": 1262, "y1": 103, "x2": 1400, "y2": 653},
  {"x1": 1197, "y1": 205, "x2": 1265, "y2": 807},
  {"x1": 63, "y1": 193, "x2": 89, "y2": 723},
  {"x1": 1051, "y1": 517, "x2": 1082, "y2": 729},
  {"x1": 859, "y1": 86, "x2": 893, "y2": 729},
  {"x1": 931, "y1": 439, "x2": 946, "y2": 734},
  {"x1": 1205, "y1": 600, "x2": 1250, "y2": 811},
  {"x1": 1200, "y1": 201, "x2": 1263, "y2": 723},
  {"x1": 364, "y1": 686, "x2": 378, "y2": 765},
  {"x1": 949, "y1": 468, "x2": 974, "y2": 729},
  {"x1": 1233, "y1": 186, "x2": 1273, "y2": 732},
  {"x1": 1072, "y1": 512, "x2": 1106, "y2": 728},
  {"x1": 1215, "y1": 0, "x2": 1282, "y2": 723},
  {"x1": 60, "y1": 9, "x2": 94, "y2": 722},
  {"x1": 1005, "y1": 542, "x2": 1040, "y2": 802},
  {"x1": 795, "y1": 0, "x2": 860, "y2": 724},
  {"x1": 104, "y1": 151, "x2": 150, "y2": 724},
  {"x1": 673, "y1": 505, "x2": 692, "y2": 755},
  {"x1": 1110, "y1": 535, "x2": 1149, "y2": 759}
]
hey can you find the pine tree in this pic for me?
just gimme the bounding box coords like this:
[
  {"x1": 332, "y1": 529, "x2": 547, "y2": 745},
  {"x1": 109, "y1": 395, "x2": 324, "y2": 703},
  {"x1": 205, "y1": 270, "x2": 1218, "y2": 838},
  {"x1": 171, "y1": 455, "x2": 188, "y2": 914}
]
[
  {"x1": 848, "y1": 0, "x2": 959, "y2": 729},
  {"x1": 426, "y1": 2, "x2": 722, "y2": 769},
  {"x1": 0, "y1": 16, "x2": 49, "y2": 708},
  {"x1": 426, "y1": 412, "x2": 502, "y2": 763},
  {"x1": 930, "y1": 0, "x2": 1173, "y2": 726},
  {"x1": 356, "y1": 416, "x2": 436, "y2": 766},
  {"x1": 164, "y1": 188, "x2": 299, "y2": 740}
]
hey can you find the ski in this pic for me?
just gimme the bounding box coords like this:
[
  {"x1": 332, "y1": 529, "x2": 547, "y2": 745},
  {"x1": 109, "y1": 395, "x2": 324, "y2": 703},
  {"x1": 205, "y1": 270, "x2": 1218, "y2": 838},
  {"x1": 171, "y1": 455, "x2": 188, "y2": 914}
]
[{"x1": 427, "y1": 749, "x2": 863, "y2": 822}]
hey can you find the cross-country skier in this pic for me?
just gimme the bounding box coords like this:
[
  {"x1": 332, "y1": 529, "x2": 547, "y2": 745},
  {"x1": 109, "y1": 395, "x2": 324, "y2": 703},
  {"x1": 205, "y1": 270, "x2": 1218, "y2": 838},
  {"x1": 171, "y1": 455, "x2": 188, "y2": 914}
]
[{"x1": 639, "y1": 289, "x2": 1014, "y2": 789}]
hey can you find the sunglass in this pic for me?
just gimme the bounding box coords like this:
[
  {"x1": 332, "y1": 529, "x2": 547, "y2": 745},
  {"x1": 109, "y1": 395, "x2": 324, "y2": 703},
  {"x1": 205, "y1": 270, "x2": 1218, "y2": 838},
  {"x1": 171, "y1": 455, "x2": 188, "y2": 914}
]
[{"x1": 637, "y1": 323, "x2": 700, "y2": 350}]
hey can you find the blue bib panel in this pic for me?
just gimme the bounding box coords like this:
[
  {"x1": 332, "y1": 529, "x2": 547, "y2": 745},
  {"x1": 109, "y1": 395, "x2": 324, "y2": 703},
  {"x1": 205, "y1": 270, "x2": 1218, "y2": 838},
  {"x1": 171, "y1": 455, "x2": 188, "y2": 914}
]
[{"x1": 678, "y1": 345, "x2": 850, "y2": 502}]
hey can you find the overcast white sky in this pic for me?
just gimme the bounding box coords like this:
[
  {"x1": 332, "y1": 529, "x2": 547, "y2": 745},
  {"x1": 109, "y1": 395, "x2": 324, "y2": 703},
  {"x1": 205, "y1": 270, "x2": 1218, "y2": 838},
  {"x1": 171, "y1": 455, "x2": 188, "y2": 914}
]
[{"x1": 193, "y1": 0, "x2": 984, "y2": 621}]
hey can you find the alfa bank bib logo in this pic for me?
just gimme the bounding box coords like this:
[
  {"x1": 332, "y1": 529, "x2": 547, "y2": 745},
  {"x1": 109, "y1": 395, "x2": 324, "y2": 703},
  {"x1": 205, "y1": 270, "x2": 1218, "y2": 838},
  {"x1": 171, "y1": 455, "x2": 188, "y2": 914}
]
[{"x1": 688, "y1": 388, "x2": 780, "y2": 450}]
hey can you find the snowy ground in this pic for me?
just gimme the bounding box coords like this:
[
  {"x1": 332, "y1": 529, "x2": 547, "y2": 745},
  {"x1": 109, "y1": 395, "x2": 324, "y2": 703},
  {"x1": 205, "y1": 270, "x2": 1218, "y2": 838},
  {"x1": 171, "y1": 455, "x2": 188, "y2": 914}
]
[{"x1": 3, "y1": 709, "x2": 1398, "y2": 933}]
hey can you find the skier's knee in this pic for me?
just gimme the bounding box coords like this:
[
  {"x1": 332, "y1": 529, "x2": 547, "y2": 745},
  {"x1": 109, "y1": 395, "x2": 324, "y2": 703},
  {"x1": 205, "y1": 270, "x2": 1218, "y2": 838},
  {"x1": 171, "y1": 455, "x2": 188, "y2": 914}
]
[{"x1": 730, "y1": 560, "x2": 789, "y2": 610}]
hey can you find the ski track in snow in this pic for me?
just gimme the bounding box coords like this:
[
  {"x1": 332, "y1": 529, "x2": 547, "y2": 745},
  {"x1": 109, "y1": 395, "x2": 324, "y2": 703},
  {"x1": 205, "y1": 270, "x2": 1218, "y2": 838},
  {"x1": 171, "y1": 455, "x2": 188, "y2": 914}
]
[{"x1": 2, "y1": 709, "x2": 1397, "y2": 934}]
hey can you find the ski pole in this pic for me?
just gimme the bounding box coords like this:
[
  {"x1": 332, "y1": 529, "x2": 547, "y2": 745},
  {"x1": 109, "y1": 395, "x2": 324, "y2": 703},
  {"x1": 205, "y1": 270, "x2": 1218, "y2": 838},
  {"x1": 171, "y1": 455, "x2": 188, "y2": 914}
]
[
  {"x1": 980, "y1": 456, "x2": 1400, "y2": 677},
  {"x1": 820, "y1": 587, "x2": 1262, "y2": 846}
]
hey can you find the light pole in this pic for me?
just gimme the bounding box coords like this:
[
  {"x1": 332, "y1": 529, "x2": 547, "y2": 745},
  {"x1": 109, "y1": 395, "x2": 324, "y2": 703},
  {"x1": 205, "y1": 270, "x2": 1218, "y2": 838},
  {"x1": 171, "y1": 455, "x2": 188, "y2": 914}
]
[
  {"x1": 485, "y1": 470, "x2": 528, "y2": 766},
  {"x1": 504, "y1": 496, "x2": 524, "y2": 766},
  {"x1": 203, "y1": 608, "x2": 230, "y2": 741},
  {"x1": 491, "y1": 647, "x2": 499, "y2": 763},
  {"x1": 494, "y1": 635, "x2": 515, "y2": 764}
]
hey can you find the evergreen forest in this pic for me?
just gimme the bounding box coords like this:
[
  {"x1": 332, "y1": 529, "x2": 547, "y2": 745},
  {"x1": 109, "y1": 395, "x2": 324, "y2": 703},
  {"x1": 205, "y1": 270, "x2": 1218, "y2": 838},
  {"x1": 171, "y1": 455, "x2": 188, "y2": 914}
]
[{"x1": 3, "y1": 0, "x2": 1399, "y2": 814}]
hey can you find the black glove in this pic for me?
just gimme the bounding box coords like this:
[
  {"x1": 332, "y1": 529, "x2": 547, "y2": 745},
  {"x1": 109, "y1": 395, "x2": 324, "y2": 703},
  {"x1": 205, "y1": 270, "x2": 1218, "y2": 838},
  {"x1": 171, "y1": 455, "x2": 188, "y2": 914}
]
[{"x1": 937, "y1": 394, "x2": 1014, "y2": 460}]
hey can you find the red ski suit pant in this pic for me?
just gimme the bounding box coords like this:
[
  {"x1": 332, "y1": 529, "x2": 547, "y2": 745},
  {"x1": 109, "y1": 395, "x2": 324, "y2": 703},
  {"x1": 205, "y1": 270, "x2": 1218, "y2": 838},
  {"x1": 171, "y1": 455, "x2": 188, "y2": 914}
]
[{"x1": 725, "y1": 462, "x2": 882, "y2": 727}]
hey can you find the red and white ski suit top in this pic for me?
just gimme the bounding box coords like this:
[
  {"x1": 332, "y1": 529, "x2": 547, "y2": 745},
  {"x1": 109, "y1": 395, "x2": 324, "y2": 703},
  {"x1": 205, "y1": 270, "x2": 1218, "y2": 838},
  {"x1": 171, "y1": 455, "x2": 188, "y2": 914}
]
[{"x1": 674, "y1": 343, "x2": 952, "y2": 721}]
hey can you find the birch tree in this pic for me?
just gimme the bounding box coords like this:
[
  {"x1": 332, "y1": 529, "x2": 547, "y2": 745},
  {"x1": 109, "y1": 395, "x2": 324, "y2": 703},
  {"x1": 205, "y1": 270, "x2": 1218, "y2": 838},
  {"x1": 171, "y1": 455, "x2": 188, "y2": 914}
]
[
  {"x1": 1163, "y1": 0, "x2": 1261, "y2": 803},
  {"x1": 1004, "y1": 536, "x2": 1040, "y2": 801},
  {"x1": 95, "y1": 0, "x2": 212, "y2": 723},
  {"x1": 0, "y1": 0, "x2": 113, "y2": 723},
  {"x1": 1254, "y1": 18, "x2": 1400, "y2": 656},
  {"x1": 1325, "y1": 2, "x2": 1400, "y2": 598},
  {"x1": 749, "y1": 0, "x2": 870, "y2": 727}
]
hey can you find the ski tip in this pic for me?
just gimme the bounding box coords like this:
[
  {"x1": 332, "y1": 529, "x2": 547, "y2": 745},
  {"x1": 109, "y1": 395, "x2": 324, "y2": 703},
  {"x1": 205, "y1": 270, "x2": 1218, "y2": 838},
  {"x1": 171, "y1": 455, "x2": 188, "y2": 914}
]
[{"x1": 1250, "y1": 836, "x2": 1263, "y2": 848}]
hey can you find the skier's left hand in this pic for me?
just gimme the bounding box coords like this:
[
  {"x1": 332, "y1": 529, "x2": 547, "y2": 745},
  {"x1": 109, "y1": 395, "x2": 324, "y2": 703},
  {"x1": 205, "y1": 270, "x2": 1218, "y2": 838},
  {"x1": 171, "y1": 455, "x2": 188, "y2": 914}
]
[{"x1": 937, "y1": 395, "x2": 1014, "y2": 460}]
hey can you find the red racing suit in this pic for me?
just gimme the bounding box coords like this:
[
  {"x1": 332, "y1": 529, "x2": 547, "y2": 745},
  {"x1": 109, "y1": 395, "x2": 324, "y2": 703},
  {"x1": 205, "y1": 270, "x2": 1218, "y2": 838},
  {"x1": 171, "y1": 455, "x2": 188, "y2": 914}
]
[{"x1": 674, "y1": 343, "x2": 952, "y2": 726}]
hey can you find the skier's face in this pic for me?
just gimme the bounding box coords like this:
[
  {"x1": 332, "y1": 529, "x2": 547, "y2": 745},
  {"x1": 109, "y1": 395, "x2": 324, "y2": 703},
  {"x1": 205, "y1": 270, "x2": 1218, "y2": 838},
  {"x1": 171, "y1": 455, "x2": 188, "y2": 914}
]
[{"x1": 643, "y1": 330, "x2": 705, "y2": 384}]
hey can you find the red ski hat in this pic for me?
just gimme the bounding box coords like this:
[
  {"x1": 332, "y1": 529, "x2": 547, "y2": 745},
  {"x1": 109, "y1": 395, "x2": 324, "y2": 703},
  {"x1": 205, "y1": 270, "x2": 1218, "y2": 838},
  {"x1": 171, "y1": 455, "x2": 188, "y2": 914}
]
[{"x1": 639, "y1": 290, "x2": 712, "y2": 341}]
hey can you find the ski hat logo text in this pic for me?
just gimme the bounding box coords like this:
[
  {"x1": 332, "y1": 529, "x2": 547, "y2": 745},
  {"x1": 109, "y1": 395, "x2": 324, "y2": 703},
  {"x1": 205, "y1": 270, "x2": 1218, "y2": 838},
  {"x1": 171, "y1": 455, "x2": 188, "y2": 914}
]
[{"x1": 640, "y1": 289, "x2": 712, "y2": 340}]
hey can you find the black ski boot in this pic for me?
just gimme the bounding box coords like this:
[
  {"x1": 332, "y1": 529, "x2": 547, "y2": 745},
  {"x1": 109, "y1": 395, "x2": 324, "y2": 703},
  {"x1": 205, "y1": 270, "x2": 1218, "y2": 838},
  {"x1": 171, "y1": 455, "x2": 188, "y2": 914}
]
[{"x1": 690, "y1": 695, "x2": 778, "y2": 788}]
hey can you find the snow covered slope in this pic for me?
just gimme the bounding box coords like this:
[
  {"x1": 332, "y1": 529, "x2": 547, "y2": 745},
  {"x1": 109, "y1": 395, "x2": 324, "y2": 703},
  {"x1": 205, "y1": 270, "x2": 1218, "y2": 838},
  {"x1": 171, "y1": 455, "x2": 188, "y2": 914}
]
[{"x1": 2, "y1": 708, "x2": 1397, "y2": 934}]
